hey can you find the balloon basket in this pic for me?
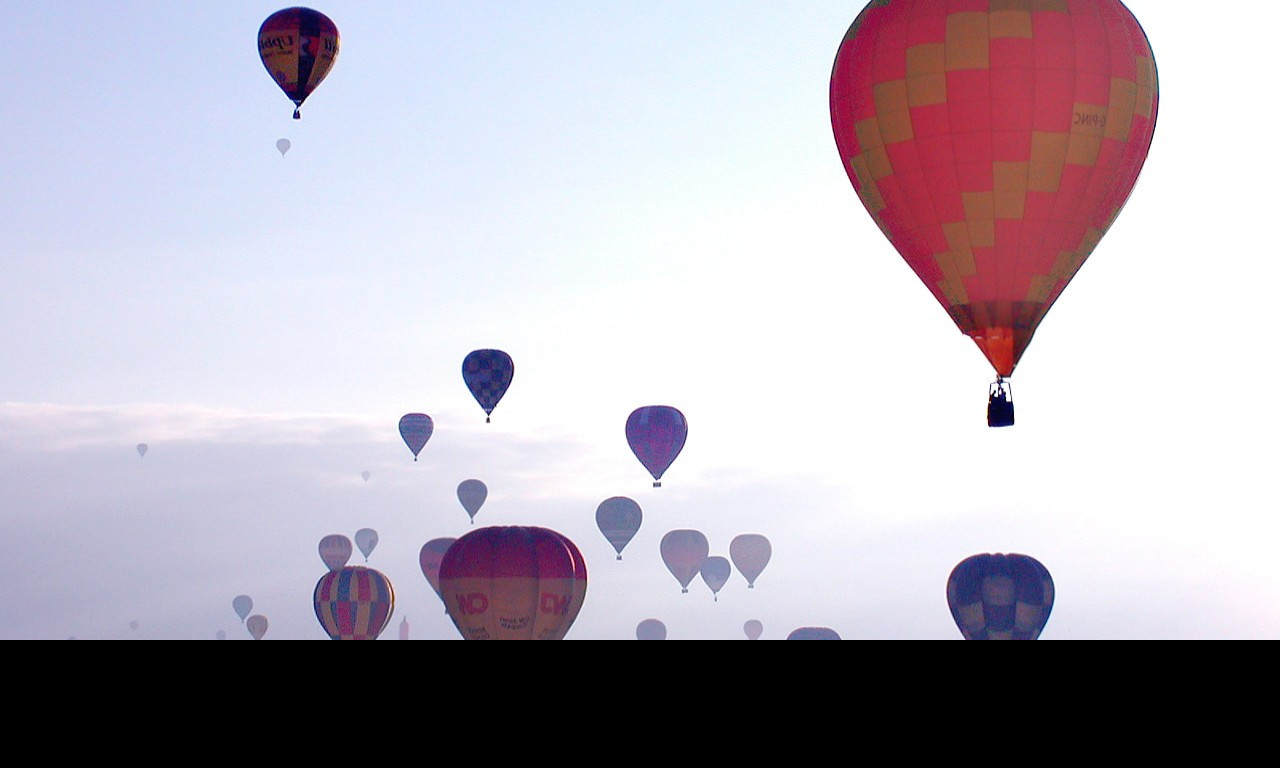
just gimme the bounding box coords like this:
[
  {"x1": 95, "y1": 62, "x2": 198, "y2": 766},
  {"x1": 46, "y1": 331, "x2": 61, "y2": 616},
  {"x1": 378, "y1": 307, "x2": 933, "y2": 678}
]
[{"x1": 987, "y1": 379, "x2": 1014, "y2": 428}]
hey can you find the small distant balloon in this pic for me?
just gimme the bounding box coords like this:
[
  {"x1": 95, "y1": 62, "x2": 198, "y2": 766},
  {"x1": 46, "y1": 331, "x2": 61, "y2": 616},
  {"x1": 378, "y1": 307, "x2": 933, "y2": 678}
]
[
  {"x1": 399, "y1": 616, "x2": 410, "y2": 641},
  {"x1": 462, "y1": 349, "x2": 515, "y2": 423},
  {"x1": 730, "y1": 534, "x2": 772, "y2": 588},
  {"x1": 700, "y1": 556, "x2": 732, "y2": 601},
  {"x1": 419, "y1": 537, "x2": 457, "y2": 606},
  {"x1": 626, "y1": 406, "x2": 687, "y2": 487},
  {"x1": 788, "y1": 627, "x2": 840, "y2": 641},
  {"x1": 354, "y1": 528, "x2": 378, "y2": 562},
  {"x1": 129, "y1": 620, "x2": 139, "y2": 632},
  {"x1": 660, "y1": 529, "x2": 709, "y2": 594},
  {"x1": 744, "y1": 620, "x2": 763, "y2": 640},
  {"x1": 233, "y1": 594, "x2": 253, "y2": 622},
  {"x1": 457, "y1": 479, "x2": 487, "y2": 524},
  {"x1": 247, "y1": 614, "x2": 269, "y2": 640},
  {"x1": 636, "y1": 619, "x2": 667, "y2": 641},
  {"x1": 318, "y1": 534, "x2": 352, "y2": 571},
  {"x1": 216, "y1": 629, "x2": 227, "y2": 641},
  {"x1": 361, "y1": 470, "x2": 370, "y2": 482},
  {"x1": 136, "y1": 443, "x2": 147, "y2": 458},
  {"x1": 276, "y1": 138, "x2": 291, "y2": 156},
  {"x1": 596, "y1": 496, "x2": 642, "y2": 560},
  {"x1": 399, "y1": 413, "x2": 433, "y2": 461}
]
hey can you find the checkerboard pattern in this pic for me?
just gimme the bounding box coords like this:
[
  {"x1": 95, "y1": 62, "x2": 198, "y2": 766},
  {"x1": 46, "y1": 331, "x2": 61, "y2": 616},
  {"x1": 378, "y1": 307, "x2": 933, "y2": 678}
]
[
  {"x1": 831, "y1": 0, "x2": 1157, "y2": 375},
  {"x1": 947, "y1": 552, "x2": 1055, "y2": 640},
  {"x1": 313, "y1": 566, "x2": 396, "y2": 640}
]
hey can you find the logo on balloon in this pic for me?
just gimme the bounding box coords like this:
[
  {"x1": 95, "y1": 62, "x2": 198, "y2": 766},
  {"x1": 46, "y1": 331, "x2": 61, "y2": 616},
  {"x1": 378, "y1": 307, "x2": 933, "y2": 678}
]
[
  {"x1": 454, "y1": 592, "x2": 488, "y2": 615},
  {"x1": 540, "y1": 592, "x2": 568, "y2": 616}
]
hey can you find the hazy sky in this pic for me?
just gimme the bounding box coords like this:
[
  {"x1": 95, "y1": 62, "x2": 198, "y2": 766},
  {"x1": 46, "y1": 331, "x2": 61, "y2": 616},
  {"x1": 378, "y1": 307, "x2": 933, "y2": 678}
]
[{"x1": 2, "y1": 1, "x2": 1277, "y2": 640}]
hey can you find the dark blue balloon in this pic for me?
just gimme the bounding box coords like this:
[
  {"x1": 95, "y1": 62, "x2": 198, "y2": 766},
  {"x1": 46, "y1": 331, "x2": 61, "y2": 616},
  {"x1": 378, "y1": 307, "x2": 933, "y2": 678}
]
[{"x1": 947, "y1": 553, "x2": 1054, "y2": 640}]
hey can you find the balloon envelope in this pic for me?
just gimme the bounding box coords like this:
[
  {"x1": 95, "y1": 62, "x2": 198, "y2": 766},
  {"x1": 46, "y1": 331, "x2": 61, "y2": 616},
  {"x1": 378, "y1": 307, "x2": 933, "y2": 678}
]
[
  {"x1": 258, "y1": 7, "x2": 340, "y2": 119},
  {"x1": 636, "y1": 619, "x2": 667, "y2": 641},
  {"x1": 626, "y1": 406, "x2": 687, "y2": 487},
  {"x1": 438, "y1": 526, "x2": 584, "y2": 640},
  {"x1": 361, "y1": 470, "x2": 370, "y2": 482},
  {"x1": 398, "y1": 413, "x2": 433, "y2": 460},
  {"x1": 730, "y1": 534, "x2": 772, "y2": 588},
  {"x1": 419, "y1": 537, "x2": 457, "y2": 603},
  {"x1": 318, "y1": 534, "x2": 352, "y2": 571},
  {"x1": 456, "y1": 479, "x2": 487, "y2": 524},
  {"x1": 596, "y1": 496, "x2": 642, "y2": 560},
  {"x1": 660, "y1": 529, "x2": 709, "y2": 594},
  {"x1": 136, "y1": 443, "x2": 147, "y2": 458},
  {"x1": 787, "y1": 627, "x2": 841, "y2": 641},
  {"x1": 462, "y1": 349, "x2": 515, "y2": 422},
  {"x1": 829, "y1": 0, "x2": 1158, "y2": 378},
  {"x1": 700, "y1": 556, "x2": 732, "y2": 600},
  {"x1": 276, "y1": 138, "x2": 290, "y2": 156},
  {"x1": 947, "y1": 553, "x2": 1054, "y2": 640},
  {"x1": 246, "y1": 614, "x2": 268, "y2": 640},
  {"x1": 744, "y1": 620, "x2": 764, "y2": 640},
  {"x1": 354, "y1": 527, "x2": 378, "y2": 561},
  {"x1": 232, "y1": 594, "x2": 253, "y2": 622},
  {"x1": 313, "y1": 566, "x2": 395, "y2": 640}
]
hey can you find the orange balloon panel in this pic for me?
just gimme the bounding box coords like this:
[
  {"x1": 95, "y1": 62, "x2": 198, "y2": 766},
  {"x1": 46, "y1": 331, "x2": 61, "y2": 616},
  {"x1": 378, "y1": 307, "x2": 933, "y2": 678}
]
[
  {"x1": 258, "y1": 7, "x2": 340, "y2": 117},
  {"x1": 438, "y1": 527, "x2": 583, "y2": 640},
  {"x1": 830, "y1": 0, "x2": 1157, "y2": 376}
]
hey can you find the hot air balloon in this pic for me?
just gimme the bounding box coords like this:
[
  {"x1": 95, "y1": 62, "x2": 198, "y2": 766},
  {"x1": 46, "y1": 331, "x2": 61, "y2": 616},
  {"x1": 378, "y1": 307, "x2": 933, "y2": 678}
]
[
  {"x1": 744, "y1": 620, "x2": 764, "y2": 640},
  {"x1": 700, "y1": 556, "x2": 732, "y2": 602},
  {"x1": 560, "y1": 530, "x2": 588, "y2": 637},
  {"x1": 354, "y1": 528, "x2": 378, "y2": 562},
  {"x1": 399, "y1": 616, "x2": 410, "y2": 641},
  {"x1": 361, "y1": 470, "x2": 370, "y2": 482},
  {"x1": 276, "y1": 138, "x2": 291, "y2": 156},
  {"x1": 318, "y1": 534, "x2": 352, "y2": 572},
  {"x1": 232, "y1": 594, "x2": 253, "y2": 623},
  {"x1": 636, "y1": 619, "x2": 667, "y2": 641},
  {"x1": 596, "y1": 496, "x2": 642, "y2": 560},
  {"x1": 462, "y1": 349, "x2": 514, "y2": 423},
  {"x1": 216, "y1": 630, "x2": 227, "y2": 641},
  {"x1": 946, "y1": 552, "x2": 1054, "y2": 640},
  {"x1": 787, "y1": 627, "x2": 841, "y2": 641},
  {"x1": 626, "y1": 406, "x2": 687, "y2": 487},
  {"x1": 246, "y1": 614, "x2": 269, "y2": 640},
  {"x1": 660, "y1": 529, "x2": 709, "y2": 594},
  {"x1": 438, "y1": 526, "x2": 584, "y2": 640},
  {"x1": 730, "y1": 534, "x2": 772, "y2": 588},
  {"x1": 398, "y1": 413, "x2": 433, "y2": 461},
  {"x1": 136, "y1": 443, "x2": 147, "y2": 458},
  {"x1": 456, "y1": 479, "x2": 487, "y2": 525},
  {"x1": 313, "y1": 565, "x2": 395, "y2": 640},
  {"x1": 258, "y1": 7, "x2": 340, "y2": 119},
  {"x1": 419, "y1": 537, "x2": 457, "y2": 607},
  {"x1": 830, "y1": 0, "x2": 1158, "y2": 426}
]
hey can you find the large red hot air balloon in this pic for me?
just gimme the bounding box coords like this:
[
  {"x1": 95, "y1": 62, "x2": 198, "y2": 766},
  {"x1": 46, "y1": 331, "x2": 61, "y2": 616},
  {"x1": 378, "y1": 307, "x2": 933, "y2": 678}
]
[
  {"x1": 830, "y1": 0, "x2": 1158, "y2": 426},
  {"x1": 258, "y1": 7, "x2": 340, "y2": 119},
  {"x1": 313, "y1": 565, "x2": 395, "y2": 640},
  {"x1": 438, "y1": 526, "x2": 585, "y2": 640}
]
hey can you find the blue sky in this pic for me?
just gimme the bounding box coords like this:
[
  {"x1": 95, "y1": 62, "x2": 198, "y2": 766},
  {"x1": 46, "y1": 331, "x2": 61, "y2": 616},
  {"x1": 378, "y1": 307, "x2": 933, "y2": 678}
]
[{"x1": 2, "y1": 1, "x2": 1278, "y2": 639}]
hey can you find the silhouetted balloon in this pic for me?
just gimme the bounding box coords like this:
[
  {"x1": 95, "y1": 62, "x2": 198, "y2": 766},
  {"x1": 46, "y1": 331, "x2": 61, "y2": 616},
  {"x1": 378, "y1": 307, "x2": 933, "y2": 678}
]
[
  {"x1": 462, "y1": 349, "x2": 514, "y2": 423},
  {"x1": 438, "y1": 526, "x2": 584, "y2": 640},
  {"x1": 247, "y1": 614, "x2": 268, "y2": 640},
  {"x1": 730, "y1": 534, "x2": 772, "y2": 588},
  {"x1": 258, "y1": 7, "x2": 340, "y2": 119},
  {"x1": 947, "y1": 553, "x2": 1054, "y2": 640},
  {"x1": 787, "y1": 627, "x2": 840, "y2": 641},
  {"x1": 744, "y1": 620, "x2": 763, "y2": 640},
  {"x1": 276, "y1": 138, "x2": 291, "y2": 156},
  {"x1": 419, "y1": 537, "x2": 457, "y2": 607},
  {"x1": 398, "y1": 413, "x2": 433, "y2": 461},
  {"x1": 830, "y1": 0, "x2": 1158, "y2": 420},
  {"x1": 216, "y1": 630, "x2": 227, "y2": 641},
  {"x1": 626, "y1": 406, "x2": 687, "y2": 487},
  {"x1": 700, "y1": 556, "x2": 732, "y2": 601},
  {"x1": 361, "y1": 470, "x2": 370, "y2": 482},
  {"x1": 596, "y1": 496, "x2": 642, "y2": 560},
  {"x1": 636, "y1": 619, "x2": 667, "y2": 641},
  {"x1": 318, "y1": 534, "x2": 352, "y2": 571},
  {"x1": 457, "y1": 479, "x2": 487, "y2": 525},
  {"x1": 232, "y1": 594, "x2": 253, "y2": 623},
  {"x1": 136, "y1": 443, "x2": 147, "y2": 458},
  {"x1": 660, "y1": 529, "x2": 709, "y2": 594},
  {"x1": 313, "y1": 565, "x2": 395, "y2": 640},
  {"x1": 354, "y1": 528, "x2": 378, "y2": 562}
]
